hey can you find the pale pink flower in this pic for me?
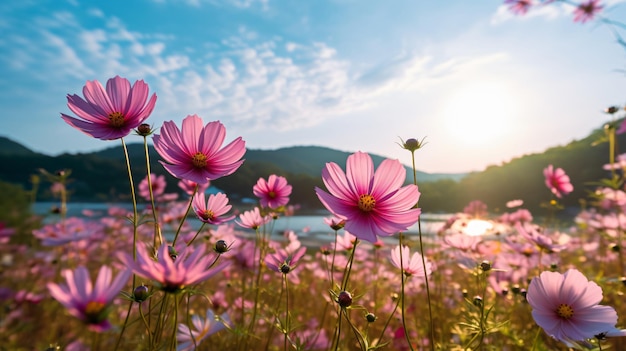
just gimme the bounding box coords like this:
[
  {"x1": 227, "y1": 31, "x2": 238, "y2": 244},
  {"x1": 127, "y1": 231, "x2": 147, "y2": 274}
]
[
  {"x1": 253, "y1": 174, "x2": 292, "y2": 209},
  {"x1": 61, "y1": 76, "x2": 157, "y2": 140},
  {"x1": 236, "y1": 207, "x2": 270, "y2": 230},
  {"x1": 390, "y1": 245, "x2": 432, "y2": 278},
  {"x1": 192, "y1": 192, "x2": 235, "y2": 225},
  {"x1": 505, "y1": 0, "x2": 533, "y2": 15},
  {"x1": 177, "y1": 309, "x2": 230, "y2": 351},
  {"x1": 47, "y1": 266, "x2": 131, "y2": 332},
  {"x1": 527, "y1": 269, "x2": 619, "y2": 344},
  {"x1": 506, "y1": 199, "x2": 524, "y2": 208},
  {"x1": 153, "y1": 115, "x2": 245, "y2": 185},
  {"x1": 118, "y1": 243, "x2": 229, "y2": 293},
  {"x1": 265, "y1": 246, "x2": 307, "y2": 284},
  {"x1": 573, "y1": 0, "x2": 602, "y2": 23},
  {"x1": 138, "y1": 173, "x2": 167, "y2": 201},
  {"x1": 178, "y1": 179, "x2": 209, "y2": 196},
  {"x1": 315, "y1": 152, "x2": 421, "y2": 243},
  {"x1": 544, "y1": 165, "x2": 573, "y2": 198},
  {"x1": 463, "y1": 200, "x2": 488, "y2": 218}
]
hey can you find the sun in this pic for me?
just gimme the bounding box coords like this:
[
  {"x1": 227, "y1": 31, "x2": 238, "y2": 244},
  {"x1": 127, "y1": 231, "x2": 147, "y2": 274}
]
[{"x1": 442, "y1": 81, "x2": 518, "y2": 145}]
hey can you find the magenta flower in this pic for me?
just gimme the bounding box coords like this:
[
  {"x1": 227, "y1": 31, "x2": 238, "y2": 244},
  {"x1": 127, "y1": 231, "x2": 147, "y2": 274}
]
[
  {"x1": 61, "y1": 76, "x2": 157, "y2": 140},
  {"x1": 236, "y1": 207, "x2": 270, "y2": 230},
  {"x1": 527, "y1": 269, "x2": 619, "y2": 345},
  {"x1": 504, "y1": 0, "x2": 533, "y2": 15},
  {"x1": 543, "y1": 165, "x2": 573, "y2": 198},
  {"x1": 47, "y1": 266, "x2": 131, "y2": 332},
  {"x1": 177, "y1": 309, "x2": 230, "y2": 351},
  {"x1": 192, "y1": 192, "x2": 235, "y2": 225},
  {"x1": 118, "y1": 243, "x2": 229, "y2": 293},
  {"x1": 573, "y1": 0, "x2": 602, "y2": 23},
  {"x1": 315, "y1": 152, "x2": 421, "y2": 243},
  {"x1": 390, "y1": 245, "x2": 432, "y2": 278},
  {"x1": 253, "y1": 174, "x2": 292, "y2": 209},
  {"x1": 153, "y1": 115, "x2": 246, "y2": 185},
  {"x1": 265, "y1": 246, "x2": 306, "y2": 284}
]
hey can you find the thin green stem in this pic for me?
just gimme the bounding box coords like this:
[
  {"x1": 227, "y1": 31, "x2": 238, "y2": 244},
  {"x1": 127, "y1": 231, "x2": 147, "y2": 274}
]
[
  {"x1": 408, "y1": 149, "x2": 435, "y2": 351},
  {"x1": 172, "y1": 186, "x2": 197, "y2": 246},
  {"x1": 186, "y1": 222, "x2": 207, "y2": 247},
  {"x1": 138, "y1": 303, "x2": 152, "y2": 349},
  {"x1": 143, "y1": 136, "x2": 163, "y2": 250},
  {"x1": 376, "y1": 295, "x2": 401, "y2": 346},
  {"x1": 114, "y1": 301, "x2": 134, "y2": 351},
  {"x1": 121, "y1": 138, "x2": 139, "y2": 289},
  {"x1": 398, "y1": 235, "x2": 414, "y2": 351},
  {"x1": 283, "y1": 274, "x2": 289, "y2": 351},
  {"x1": 169, "y1": 295, "x2": 179, "y2": 351}
]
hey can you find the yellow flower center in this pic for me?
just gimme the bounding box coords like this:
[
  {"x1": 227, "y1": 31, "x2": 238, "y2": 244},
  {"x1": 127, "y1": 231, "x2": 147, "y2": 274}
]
[
  {"x1": 201, "y1": 210, "x2": 215, "y2": 221},
  {"x1": 84, "y1": 301, "x2": 106, "y2": 322},
  {"x1": 192, "y1": 153, "x2": 208, "y2": 168},
  {"x1": 358, "y1": 194, "x2": 376, "y2": 212},
  {"x1": 556, "y1": 303, "x2": 574, "y2": 319},
  {"x1": 108, "y1": 112, "x2": 125, "y2": 128},
  {"x1": 268, "y1": 191, "x2": 276, "y2": 199}
]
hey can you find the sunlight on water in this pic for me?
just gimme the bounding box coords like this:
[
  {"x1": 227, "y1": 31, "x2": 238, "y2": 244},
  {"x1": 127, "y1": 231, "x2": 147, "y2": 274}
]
[{"x1": 463, "y1": 219, "x2": 494, "y2": 236}]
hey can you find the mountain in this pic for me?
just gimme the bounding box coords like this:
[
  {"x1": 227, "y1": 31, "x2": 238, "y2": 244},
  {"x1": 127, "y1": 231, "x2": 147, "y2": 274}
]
[
  {"x1": 0, "y1": 136, "x2": 464, "y2": 208},
  {"x1": 0, "y1": 137, "x2": 40, "y2": 156},
  {"x1": 89, "y1": 143, "x2": 465, "y2": 183}
]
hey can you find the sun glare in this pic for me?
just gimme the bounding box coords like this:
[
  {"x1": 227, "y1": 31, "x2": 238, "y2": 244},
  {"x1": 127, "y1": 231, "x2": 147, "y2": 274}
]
[
  {"x1": 463, "y1": 219, "x2": 494, "y2": 236},
  {"x1": 442, "y1": 81, "x2": 518, "y2": 145}
]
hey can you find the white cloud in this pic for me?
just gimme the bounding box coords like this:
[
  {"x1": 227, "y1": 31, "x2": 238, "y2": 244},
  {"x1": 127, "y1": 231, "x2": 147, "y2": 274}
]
[{"x1": 1, "y1": 3, "x2": 511, "y2": 138}]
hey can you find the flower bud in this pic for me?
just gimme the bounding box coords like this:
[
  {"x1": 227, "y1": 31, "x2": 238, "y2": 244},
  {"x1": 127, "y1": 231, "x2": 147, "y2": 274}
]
[
  {"x1": 133, "y1": 285, "x2": 150, "y2": 302},
  {"x1": 280, "y1": 264, "x2": 291, "y2": 274},
  {"x1": 611, "y1": 243, "x2": 620, "y2": 252},
  {"x1": 480, "y1": 260, "x2": 491, "y2": 272},
  {"x1": 473, "y1": 295, "x2": 483, "y2": 307},
  {"x1": 168, "y1": 246, "x2": 178, "y2": 261},
  {"x1": 462, "y1": 289, "x2": 468, "y2": 298},
  {"x1": 137, "y1": 123, "x2": 153, "y2": 136},
  {"x1": 365, "y1": 312, "x2": 377, "y2": 323},
  {"x1": 337, "y1": 291, "x2": 352, "y2": 308},
  {"x1": 511, "y1": 284, "x2": 521, "y2": 295},
  {"x1": 605, "y1": 106, "x2": 620, "y2": 114},
  {"x1": 214, "y1": 240, "x2": 229, "y2": 254}
]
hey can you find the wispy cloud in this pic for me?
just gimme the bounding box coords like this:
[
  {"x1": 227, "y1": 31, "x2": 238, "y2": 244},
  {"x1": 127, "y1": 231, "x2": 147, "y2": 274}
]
[{"x1": 0, "y1": 3, "x2": 509, "y2": 136}]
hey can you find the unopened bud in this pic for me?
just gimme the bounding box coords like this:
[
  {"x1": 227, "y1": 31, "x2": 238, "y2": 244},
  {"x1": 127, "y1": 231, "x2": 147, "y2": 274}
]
[
  {"x1": 605, "y1": 106, "x2": 620, "y2": 114},
  {"x1": 480, "y1": 260, "x2": 491, "y2": 272},
  {"x1": 168, "y1": 246, "x2": 178, "y2": 261},
  {"x1": 473, "y1": 295, "x2": 483, "y2": 307},
  {"x1": 137, "y1": 123, "x2": 153, "y2": 136},
  {"x1": 337, "y1": 291, "x2": 352, "y2": 308},
  {"x1": 214, "y1": 240, "x2": 229, "y2": 254},
  {"x1": 366, "y1": 312, "x2": 377, "y2": 323},
  {"x1": 133, "y1": 285, "x2": 150, "y2": 302},
  {"x1": 280, "y1": 264, "x2": 291, "y2": 274}
]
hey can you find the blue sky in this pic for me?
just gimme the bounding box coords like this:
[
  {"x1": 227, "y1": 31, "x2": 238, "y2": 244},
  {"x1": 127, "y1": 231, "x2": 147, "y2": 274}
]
[{"x1": 1, "y1": 0, "x2": 625, "y2": 173}]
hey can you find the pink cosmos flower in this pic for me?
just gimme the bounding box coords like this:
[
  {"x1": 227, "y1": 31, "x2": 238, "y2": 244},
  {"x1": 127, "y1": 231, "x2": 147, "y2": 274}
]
[
  {"x1": 178, "y1": 179, "x2": 210, "y2": 196},
  {"x1": 177, "y1": 309, "x2": 230, "y2": 351},
  {"x1": 544, "y1": 165, "x2": 573, "y2": 198},
  {"x1": 153, "y1": 115, "x2": 246, "y2": 185},
  {"x1": 266, "y1": 246, "x2": 306, "y2": 274},
  {"x1": 61, "y1": 76, "x2": 157, "y2": 140},
  {"x1": 505, "y1": 0, "x2": 533, "y2": 15},
  {"x1": 390, "y1": 245, "x2": 432, "y2": 278},
  {"x1": 47, "y1": 265, "x2": 131, "y2": 332},
  {"x1": 315, "y1": 152, "x2": 421, "y2": 243},
  {"x1": 573, "y1": 0, "x2": 602, "y2": 23},
  {"x1": 236, "y1": 207, "x2": 270, "y2": 230},
  {"x1": 527, "y1": 269, "x2": 619, "y2": 345},
  {"x1": 192, "y1": 192, "x2": 235, "y2": 225},
  {"x1": 138, "y1": 173, "x2": 167, "y2": 201},
  {"x1": 118, "y1": 243, "x2": 229, "y2": 293},
  {"x1": 253, "y1": 174, "x2": 292, "y2": 209}
]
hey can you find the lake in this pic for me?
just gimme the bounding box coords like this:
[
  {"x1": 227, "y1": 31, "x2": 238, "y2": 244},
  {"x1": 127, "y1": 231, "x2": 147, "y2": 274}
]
[{"x1": 32, "y1": 202, "x2": 452, "y2": 241}]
